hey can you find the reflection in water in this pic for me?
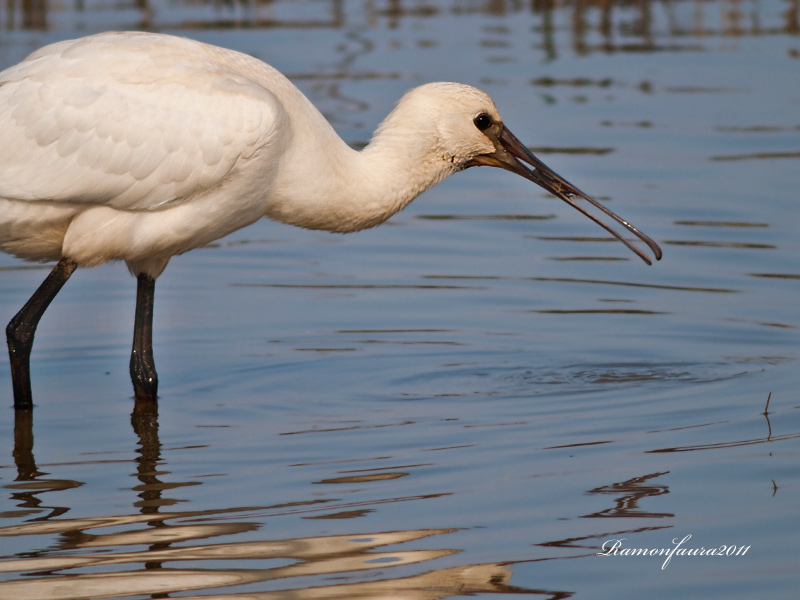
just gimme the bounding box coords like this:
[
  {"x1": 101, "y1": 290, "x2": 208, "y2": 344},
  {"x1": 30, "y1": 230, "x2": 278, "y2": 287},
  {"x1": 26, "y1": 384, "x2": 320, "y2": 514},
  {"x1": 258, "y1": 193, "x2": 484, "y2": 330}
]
[
  {"x1": 3, "y1": 0, "x2": 798, "y2": 52},
  {"x1": 674, "y1": 220, "x2": 769, "y2": 228},
  {"x1": 527, "y1": 276, "x2": 736, "y2": 293},
  {"x1": 2, "y1": 411, "x2": 79, "y2": 521},
  {"x1": 424, "y1": 273, "x2": 735, "y2": 293},
  {"x1": 11, "y1": 393, "x2": 786, "y2": 597},
  {"x1": 750, "y1": 273, "x2": 800, "y2": 280},
  {"x1": 0, "y1": 408, "x2": 566, "y2": 600},
  {"x1": 648, "y1": 409, "x2": 800, "y2": 453},
  {"x1": 535, "y1": 524, "x2": 672, "y2": 557},
  {"x1": 131, "y1": 401, "x2": 201, "y2": 514},
  {"x1": 663, "y1": 240, "x2": 774, "y2": 249},
  {"x1": 535, "y1": 308, "x2": 665, "y2": 315},
  {"x1": 647, "y1": 392, "x2": 800, "y2": 454},
  {"x1": 3, "y1": 0, "x2": 46, "y2": 29},
  {"x1": 527, "y1": 472, "x2": 674, "y2": 564},
  {"x1": 711, "y1": 151, "x2": 800, "y2": 161},
  {"x1": 583, "y1": 472, "x2": 673, "y2": 519}
]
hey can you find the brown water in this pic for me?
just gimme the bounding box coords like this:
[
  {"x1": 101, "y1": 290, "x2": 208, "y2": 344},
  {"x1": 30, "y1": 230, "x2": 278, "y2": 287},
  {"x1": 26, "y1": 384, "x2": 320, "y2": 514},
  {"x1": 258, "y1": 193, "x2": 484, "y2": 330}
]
[{"x1": 1, "y1": 1, "x2": 799, "y2": 598}]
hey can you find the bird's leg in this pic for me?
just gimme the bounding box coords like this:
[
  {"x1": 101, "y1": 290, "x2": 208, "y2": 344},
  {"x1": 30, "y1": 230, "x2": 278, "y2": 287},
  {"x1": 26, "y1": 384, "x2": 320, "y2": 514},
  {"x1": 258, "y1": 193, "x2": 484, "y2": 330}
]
[
  {"x1": 6, "y1": 257, "x2": 78, "y2": 410},
  {"x1": 130, "y1": 273, "x2": 158, "y2": 402}
]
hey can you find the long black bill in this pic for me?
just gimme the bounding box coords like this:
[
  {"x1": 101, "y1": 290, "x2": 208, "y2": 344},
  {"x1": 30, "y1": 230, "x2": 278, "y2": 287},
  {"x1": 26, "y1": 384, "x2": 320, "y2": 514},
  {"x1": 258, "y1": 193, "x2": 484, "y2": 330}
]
[{"x1": 469, "y1": 126, "x2": 662, "y2": 265}]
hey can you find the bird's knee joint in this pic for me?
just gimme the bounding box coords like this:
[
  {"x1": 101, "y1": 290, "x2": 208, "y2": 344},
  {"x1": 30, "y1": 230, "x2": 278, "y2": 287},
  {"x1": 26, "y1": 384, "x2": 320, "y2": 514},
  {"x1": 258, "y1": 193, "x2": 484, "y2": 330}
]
[{"x1": 6, "y1": 317, "x2": 34, "y2": 352}]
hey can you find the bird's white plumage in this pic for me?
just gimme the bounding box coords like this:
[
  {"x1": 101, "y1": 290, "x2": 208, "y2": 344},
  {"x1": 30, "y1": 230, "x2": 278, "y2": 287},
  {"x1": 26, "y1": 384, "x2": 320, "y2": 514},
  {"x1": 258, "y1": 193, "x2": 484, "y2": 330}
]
[
  {"x1": 0, "y1": 32, "x2": 501, "y2": 277},
  {"x1": 0, "y1": 34, "x2": 280, "y2": 209},
  {"x1": 2, "y1": 32, "x2": 664, "y2": 407}
]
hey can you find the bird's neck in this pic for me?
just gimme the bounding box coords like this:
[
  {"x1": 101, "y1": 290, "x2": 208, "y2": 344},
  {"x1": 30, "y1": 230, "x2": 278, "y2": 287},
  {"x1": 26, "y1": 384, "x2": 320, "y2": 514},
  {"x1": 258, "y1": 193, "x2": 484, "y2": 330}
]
[{"x1": 266, "y1": 107, "x2": 455, "y2": 234}]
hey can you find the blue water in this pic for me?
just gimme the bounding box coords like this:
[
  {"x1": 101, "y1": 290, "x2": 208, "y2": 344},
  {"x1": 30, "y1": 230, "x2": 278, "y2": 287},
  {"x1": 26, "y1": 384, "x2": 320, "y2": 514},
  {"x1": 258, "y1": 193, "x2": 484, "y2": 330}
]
[{"x1": 1, "y1": 1, "x2": 799, "y2": 599}]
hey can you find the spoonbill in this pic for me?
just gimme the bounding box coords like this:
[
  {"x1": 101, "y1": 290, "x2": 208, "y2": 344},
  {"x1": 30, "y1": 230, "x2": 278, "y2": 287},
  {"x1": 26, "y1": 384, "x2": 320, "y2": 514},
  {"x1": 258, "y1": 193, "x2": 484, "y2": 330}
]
[{"x1": 1, "y1": 32, "x2": 661, "y2": 409}]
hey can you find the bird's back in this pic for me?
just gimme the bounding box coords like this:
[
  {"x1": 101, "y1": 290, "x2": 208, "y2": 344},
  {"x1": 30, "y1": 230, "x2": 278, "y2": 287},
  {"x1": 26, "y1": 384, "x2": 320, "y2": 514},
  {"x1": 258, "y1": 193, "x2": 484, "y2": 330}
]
[
  {"x1": 0, "y1": 32, "x2": 307, "y2": 265},
  {"x1": 0, "y1": 32, "x2": 289, "y2": 211}
]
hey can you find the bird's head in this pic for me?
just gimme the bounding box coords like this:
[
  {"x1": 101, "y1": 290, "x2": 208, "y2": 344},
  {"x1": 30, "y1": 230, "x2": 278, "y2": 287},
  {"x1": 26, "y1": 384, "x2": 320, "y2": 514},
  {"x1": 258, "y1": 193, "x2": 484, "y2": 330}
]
[
  {"x1": 386, "y1": 82, "x2": 662, "y2": 265},
  {"x1": 385, "y1": 82, "x2": 503, "y2": 167}
]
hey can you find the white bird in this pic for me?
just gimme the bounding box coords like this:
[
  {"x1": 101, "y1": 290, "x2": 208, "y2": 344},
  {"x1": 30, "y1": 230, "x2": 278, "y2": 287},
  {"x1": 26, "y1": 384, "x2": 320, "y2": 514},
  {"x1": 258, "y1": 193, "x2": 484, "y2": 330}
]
[{"x1": 1, "y1": 32, "x2": 661, "y2": 409}]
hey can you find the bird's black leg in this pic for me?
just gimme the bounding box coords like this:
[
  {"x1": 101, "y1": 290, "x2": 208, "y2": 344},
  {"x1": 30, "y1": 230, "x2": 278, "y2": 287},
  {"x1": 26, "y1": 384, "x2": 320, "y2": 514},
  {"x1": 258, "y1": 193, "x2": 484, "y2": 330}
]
[
  {"x1": 6, "y1": 257, "x2": 78, "y2": 410},
  {"x1": 130, "y1": 273, "x2": 158, "y2": 402}
]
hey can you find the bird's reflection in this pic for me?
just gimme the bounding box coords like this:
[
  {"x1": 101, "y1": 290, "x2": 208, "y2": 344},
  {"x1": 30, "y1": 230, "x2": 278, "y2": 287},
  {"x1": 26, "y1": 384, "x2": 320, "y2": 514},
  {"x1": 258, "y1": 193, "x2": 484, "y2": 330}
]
[
  {"x1": 131, "y1": 399, "x2": 163, "y2": 513},
  {"x1": 3, "y1": 409, "x2": 79, "y2": 522},
  {"x1": 12, "y1": 409, "x2": 37, "y2": 480},
  {"x1": 2, "y1": 406, "x2": 568, "y2": 599},
  {"x1": 130, "y1": 399, "x2": 202, "y2": 511}
]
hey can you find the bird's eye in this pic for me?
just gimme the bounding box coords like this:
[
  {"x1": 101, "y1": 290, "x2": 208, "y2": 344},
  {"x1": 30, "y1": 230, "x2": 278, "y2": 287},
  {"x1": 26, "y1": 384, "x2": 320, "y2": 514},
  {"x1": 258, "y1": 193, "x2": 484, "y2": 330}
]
[{"x1": 473, "y1": 113, "x2": 492, "y2": 131}]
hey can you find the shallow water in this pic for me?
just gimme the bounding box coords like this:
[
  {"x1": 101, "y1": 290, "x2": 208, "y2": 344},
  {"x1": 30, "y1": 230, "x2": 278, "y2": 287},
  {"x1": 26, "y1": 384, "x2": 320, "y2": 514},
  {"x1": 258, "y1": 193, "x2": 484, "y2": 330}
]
[{"x1": 1, "y1": 1, "x2": 799, "y2": 598}]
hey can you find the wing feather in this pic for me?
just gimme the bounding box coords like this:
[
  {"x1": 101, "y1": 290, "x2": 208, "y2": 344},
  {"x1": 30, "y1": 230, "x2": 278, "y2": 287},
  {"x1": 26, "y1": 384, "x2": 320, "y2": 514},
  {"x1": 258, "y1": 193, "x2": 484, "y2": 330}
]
[{"x1": 0, "y1": 32, "x2": 281, "y2": 212}]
